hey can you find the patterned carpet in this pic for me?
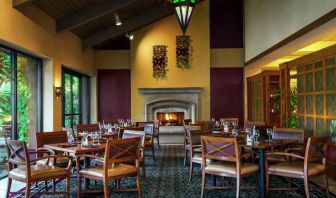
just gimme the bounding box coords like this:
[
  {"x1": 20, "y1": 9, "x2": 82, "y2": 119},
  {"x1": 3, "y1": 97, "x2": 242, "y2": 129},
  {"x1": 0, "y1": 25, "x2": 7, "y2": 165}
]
[{"x1": 20, "y1": 145, "x2": 334, "y2": 198}]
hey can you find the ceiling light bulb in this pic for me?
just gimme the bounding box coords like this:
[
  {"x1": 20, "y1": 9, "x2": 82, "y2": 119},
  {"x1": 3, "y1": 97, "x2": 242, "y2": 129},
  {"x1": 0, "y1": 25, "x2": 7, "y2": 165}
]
[
  {"x1": 115, "y1": 13, "x2": 122, "y2": 26},
  {"x1": 125, "y1": 32, "x2": 134, "y2": 40}
]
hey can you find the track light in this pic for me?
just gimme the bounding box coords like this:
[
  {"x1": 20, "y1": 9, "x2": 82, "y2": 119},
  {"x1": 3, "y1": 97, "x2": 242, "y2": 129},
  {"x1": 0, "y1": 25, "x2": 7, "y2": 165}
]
[
  {"x1": 125, "y1": 32, "x2": 134, "y2": 40},
  {"x1": 115, "y1": 12, "x2": 122, "y2": 26}
]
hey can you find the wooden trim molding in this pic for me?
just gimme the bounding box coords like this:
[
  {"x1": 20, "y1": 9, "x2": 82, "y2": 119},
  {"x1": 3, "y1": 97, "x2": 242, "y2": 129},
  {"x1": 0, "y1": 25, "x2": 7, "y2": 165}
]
[{"x1": 245, "y1": 8, "x2": 336, "y2": 67}]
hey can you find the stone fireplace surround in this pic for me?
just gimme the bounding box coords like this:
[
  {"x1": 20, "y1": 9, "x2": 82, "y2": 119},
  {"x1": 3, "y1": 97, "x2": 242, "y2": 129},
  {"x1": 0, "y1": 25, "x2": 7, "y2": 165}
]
[
  {"x1": 138, "y1": 87, "x2": 202, "y2": 140},
  {"x1": 138, "y1": 87, "x2": 202, "y2": 122}
]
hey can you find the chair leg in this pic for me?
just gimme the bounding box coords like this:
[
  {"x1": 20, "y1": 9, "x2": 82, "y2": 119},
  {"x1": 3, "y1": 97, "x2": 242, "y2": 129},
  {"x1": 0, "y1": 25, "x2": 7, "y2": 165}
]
[
  {"x1": 25, "y1": 182, "x2": 31, "y2": 198},
  {"x1": 236, "y1": 177, "x2": 241, "y2": 198},
  {"x1": 156, "y1": 136, "x2": 160, "y2": 149},
  {"x1": 142, "y1": 162, "x2": 147, "y2": 180},
  {"x1": 304, "y1": 175, "x2": 310, "y2": 198},
  {"x1": 151, "y1": 145, "x2": 155, "y2": 160},
  {"x1": 201, "y1": 171, "x2": 206, "y2": 198},
  {"x1": 325, "y1": 173, "x2": 330, "y2": 198},
  {"x1": 265, "y1": 173, "x2": 269, "y2": 195},
  {"x1": 184, "y1": 148, "x2": 188, "y2": 166},
  {"x1": 6, "y1": 177, "x2": 12, "y2": 198},
  {"x1": 103, "y1": 180, "x2": 109, "y2": 198},
  {"x1": 66, "y1": 176, "x2": 70, "y2": 198},
  {"x1": 136, "y1": 175, "x2": 142, "y2": 198},
  {"x1": 44, "y1": 180, "x2": 48, "y2": 192},
  {"x1": 52, "y1": 179, "x2": 56, "y2": 191},
  {"x1": 189, "y1": 161, "x2": 194, "y2": 182}
]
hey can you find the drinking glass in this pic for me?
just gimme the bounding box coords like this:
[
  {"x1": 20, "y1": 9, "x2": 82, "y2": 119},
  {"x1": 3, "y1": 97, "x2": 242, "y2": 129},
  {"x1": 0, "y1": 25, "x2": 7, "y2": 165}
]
[
  {"x1": 266, "y1": 128, "x2": 273, "y2": 142},
  {"x1": 232, "y1": 128, "x2": 238, "y2": 137},
  {"x1": 254, "y1": 129, "x2": 260, "y2": 144}
]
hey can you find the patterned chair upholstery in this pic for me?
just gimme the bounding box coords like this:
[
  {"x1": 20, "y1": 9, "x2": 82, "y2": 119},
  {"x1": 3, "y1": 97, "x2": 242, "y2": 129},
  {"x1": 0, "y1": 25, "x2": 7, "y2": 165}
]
[
  {"x1": 6, "y1": 139, "x2": 72, "y2": 198},
  {"x1": 272, "y1": 128, "x2": 304, "y2": 143},
  {"x1": 76, "y1": 138, "x2": 141, "y2": 198},
  {"x1": 200, "y1": 136, "x2": 259, "y2": 198},
  {"x1": 266, "y1": 136, "x2": 329, "y2": 197}
]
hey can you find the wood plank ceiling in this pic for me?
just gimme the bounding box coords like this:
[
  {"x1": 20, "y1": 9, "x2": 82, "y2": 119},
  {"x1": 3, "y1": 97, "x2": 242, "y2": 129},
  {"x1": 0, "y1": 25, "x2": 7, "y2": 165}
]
[{"x1": 13, "y1": 0, "x2": 191, "y2": 49}]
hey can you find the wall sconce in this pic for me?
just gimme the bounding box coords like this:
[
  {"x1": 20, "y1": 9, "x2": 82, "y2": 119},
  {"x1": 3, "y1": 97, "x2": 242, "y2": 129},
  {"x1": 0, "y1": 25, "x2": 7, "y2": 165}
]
[{"x1": 55, "y1": 87, "x2": 62, "y2": 100}]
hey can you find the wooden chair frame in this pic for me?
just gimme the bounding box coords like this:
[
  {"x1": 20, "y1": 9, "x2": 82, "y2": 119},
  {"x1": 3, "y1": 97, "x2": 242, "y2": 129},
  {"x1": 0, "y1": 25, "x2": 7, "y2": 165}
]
[
  {"x1": 265, "y1": 136, "x2": 330, "y2": 198},
  {"x1": 76, "y1": 138, "x2": 141, "y2": 198},
  {"x1": 6, "y1": 139, "x2": 73, "y2": 198}
]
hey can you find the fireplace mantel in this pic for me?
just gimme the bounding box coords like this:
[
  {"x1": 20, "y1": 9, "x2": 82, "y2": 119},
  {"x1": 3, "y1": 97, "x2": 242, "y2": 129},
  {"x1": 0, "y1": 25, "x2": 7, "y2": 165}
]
[{"x1": 138, "y1": 87, "x2": 203, "y2": 94}]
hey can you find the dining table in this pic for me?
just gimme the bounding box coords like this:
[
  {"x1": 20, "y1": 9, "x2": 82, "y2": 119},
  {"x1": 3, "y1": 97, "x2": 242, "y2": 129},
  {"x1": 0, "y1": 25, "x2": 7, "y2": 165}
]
[
  {"x1": 44, "y1": 140, "x2": 109, "y2": 189},
  {"x1": 239, "y1": 139, "x2": 297, "y2": 198}
]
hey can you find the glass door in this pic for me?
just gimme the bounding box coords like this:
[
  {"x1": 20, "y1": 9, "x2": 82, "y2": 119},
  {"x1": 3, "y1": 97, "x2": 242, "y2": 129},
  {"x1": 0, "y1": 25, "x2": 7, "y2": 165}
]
[
  {"x1": 63, "y1": 69, "x2": 82, "y2": 128},
  {"x1": 0, "y1": 49, "x2": 12, "y2": 178}
]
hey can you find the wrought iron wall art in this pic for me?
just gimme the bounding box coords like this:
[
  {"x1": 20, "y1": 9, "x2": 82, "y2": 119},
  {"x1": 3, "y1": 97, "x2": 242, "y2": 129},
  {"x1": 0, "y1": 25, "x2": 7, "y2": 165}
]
[
  {"x1": 176, "y1": 35, "x2": 192, "y2": 69},
  {"x1": 153, "y1": 45, "x2": 168, "y2": 80}
]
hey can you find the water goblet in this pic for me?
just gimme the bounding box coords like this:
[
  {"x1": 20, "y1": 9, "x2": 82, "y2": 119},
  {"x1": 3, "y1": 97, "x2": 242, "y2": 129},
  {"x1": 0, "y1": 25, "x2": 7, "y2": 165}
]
[
  {"x1": 266, "y1": 128, "x2": 273, "y2": 143},
  {"x1": 254, "y1": 129, "x2": 260, "y2": 144}
]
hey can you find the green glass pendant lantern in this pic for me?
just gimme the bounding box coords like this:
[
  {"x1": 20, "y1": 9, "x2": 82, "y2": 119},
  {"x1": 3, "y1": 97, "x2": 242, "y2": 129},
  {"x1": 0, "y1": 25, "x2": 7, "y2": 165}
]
[{"x1": 172, "y1": 0, "x2": 197, "y2": 35}]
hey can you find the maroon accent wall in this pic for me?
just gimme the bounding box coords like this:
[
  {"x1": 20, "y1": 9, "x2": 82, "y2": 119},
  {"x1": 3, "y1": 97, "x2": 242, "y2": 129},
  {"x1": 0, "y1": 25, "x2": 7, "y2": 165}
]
[
  {"x1": 210, "y1": 0, "x2": 243, "y2": 48},
  {"x1": 97, "y1": 69, "x2": 131, "y2": 121},
  {"x1": 210, "y1": 68, "x2": 244, "y2": 125}
]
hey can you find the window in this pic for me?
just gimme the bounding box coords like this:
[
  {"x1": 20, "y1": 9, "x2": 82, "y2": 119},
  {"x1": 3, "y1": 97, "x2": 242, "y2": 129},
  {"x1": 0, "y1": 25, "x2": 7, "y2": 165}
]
[
  {"x1": 0, "y1": 46, "x2": 42, "y2": 178},
  {"x1": 62, "y1": 67, "x2": 90, "y2": 128}
]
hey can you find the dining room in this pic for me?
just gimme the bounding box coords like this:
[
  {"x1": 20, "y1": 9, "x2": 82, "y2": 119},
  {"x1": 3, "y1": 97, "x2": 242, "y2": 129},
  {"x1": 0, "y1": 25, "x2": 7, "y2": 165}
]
[{"x1": 1, "y1": 0, "x2": 336, "y2": 197}]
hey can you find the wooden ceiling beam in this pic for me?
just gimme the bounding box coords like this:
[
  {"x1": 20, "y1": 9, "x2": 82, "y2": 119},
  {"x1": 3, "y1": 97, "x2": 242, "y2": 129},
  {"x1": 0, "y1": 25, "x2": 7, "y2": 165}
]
[
  {"x1": 57, "y1": 0, "x2": 137, "y2": 32},
  {"x1": 82, "y1": 5, "x2": 174, "y2": 48},
  {"x1": 12, "y1": 0, "x2": 36, "y2": 9}
]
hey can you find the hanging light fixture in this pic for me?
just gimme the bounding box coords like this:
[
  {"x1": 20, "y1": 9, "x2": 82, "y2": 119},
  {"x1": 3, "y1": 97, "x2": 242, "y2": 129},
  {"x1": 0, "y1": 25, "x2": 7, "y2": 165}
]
[{"x1": 171, "y1": 0, "x2": 197, "y2": 35}]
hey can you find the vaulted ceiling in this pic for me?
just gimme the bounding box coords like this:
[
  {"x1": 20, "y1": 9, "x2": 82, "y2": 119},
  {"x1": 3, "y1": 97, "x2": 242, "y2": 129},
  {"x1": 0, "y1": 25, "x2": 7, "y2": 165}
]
[{"x1": 13, "y1": 0, "x2": 204, "y2": 49}]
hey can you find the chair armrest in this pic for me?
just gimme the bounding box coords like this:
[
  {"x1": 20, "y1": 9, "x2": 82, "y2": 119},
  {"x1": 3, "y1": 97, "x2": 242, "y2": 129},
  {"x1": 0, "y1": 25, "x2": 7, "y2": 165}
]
[
  {"x1": 30, "y1": 155, "x2": 73, "y2": 170},
  {"x1": 240, "y1": 151, "x2": 256, "y2": 159},
  {"x1": 266, "y1": 152, "x2": 304, "y2": 160},
  {"x1": 285, "y1": 147, "x2": 305, "y2": 153},
  {"x1": 29, "y1": 148, "x2": 55, "y2": 155},
  {"x1": 75, "y1": 154, "x2": 104, "y2": 171}
]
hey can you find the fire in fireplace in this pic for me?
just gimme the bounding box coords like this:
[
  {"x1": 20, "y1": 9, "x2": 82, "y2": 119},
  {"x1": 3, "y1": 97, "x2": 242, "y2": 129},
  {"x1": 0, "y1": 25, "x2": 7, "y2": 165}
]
[{"x1": 157, "y1": 112, "x2": 184, "y2": 126}]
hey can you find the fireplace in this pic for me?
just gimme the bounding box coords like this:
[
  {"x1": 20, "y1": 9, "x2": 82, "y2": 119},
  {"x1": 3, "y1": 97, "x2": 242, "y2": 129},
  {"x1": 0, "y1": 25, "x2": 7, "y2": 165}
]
[{"x1": 157, "y1": 112, "x2": 184, "y2": 126}]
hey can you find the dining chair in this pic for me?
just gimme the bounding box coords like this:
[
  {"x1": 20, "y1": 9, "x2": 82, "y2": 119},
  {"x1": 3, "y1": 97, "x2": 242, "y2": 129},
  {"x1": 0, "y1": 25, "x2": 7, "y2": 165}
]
[
  {"x1": 76, "y1": 123, "x2": 99, "y2": 133},
  {"x1": 6, "y1": 139, "x2": 73, "y2": 198},
  {"x1": 153, "y1": 120, "x2": 160, "y2": 149},
  {"x1": 183, "y1": 125, "x2": 201, "y2": 166},
  {"x1": 244, "y1": 121, "x2": 265, "y2": 129},
  {"x1": 103, "y1": 119, "x2": 119, "y2": 125},
  {"x1": 35, "y1": 131, "x2": 71, "y2": 167},
  {"x1": 144, "y1": 124, "x2": 156, "y2": 160},
  {"x1": 190, "y1": 121, "x2": 212, "y2": 130},
  {"x1": 183, "y1": 119, "x2": 192, "y2": 126},
  {"x1": 265, "y1": 136, "x2": 329, "y2": 198},
  {"x1": 269, "y1": 128, "x2": 305, "y2": 162},
  {"x1": 122, "y1": 130, "x2": 147, "y2": 179},
  {"x1": 222, "y1": 118, "x2": 239, "y2": 126},
  {"x1": 188, "y1": 129, "x2": 212, "y2": 182},
  {"x1": 76, "y1": 137, "x2": 142, "y2": 198},
  {"x1": 200, "y1": 136, "x2": 259, "y2": 198}
]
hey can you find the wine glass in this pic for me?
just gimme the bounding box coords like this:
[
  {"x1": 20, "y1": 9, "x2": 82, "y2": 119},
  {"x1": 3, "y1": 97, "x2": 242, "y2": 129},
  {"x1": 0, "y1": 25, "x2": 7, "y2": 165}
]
[
  {"x1": 266, "y1": 128, "x2": 273, "y2": 142},
  {"x1": 254, "y1": 129, "x2": 260, "y2": 144}
]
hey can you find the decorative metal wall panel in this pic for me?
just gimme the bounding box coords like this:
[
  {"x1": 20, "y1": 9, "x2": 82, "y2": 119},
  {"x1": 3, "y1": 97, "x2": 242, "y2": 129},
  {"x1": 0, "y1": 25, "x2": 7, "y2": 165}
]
[
  {"x1": 316, "y1": 118, "x2": 324, "y2": 136},
  {"x1": 315, "y1": 70, "x2": 323, "y2": 91},
  {"x1": 315, "y1": 95, "x2": 324, "y2": 115}
]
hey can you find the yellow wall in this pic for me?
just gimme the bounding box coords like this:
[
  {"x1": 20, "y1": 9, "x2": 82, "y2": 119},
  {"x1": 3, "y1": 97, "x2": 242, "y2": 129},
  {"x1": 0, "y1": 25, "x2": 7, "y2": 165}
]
[
  {"x1": 210, "y1": 48, "x2": 244, "y2": 68},
  {"x1": 95, "y1": 50, "x2": 130, "y2": 69},
  {"x1": 0, "y1": 0, "x2": 95, "y2": 131},
  {"x1": 130, "y1": 1, "x2": 210, "y2": 121}
]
